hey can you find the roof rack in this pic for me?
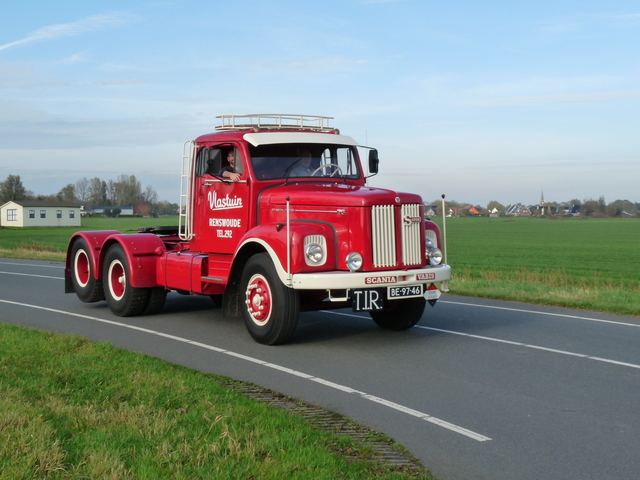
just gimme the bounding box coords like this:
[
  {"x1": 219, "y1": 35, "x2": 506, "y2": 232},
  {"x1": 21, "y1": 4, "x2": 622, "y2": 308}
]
[{"x1": 216, "y1": 114, "x2": 335, "y2": 132}]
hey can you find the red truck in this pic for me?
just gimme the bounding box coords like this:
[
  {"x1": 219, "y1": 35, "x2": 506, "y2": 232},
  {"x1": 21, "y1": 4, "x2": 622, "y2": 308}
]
[{"x1": 65, "y1": 114, "x2": 451, "y2": 344}]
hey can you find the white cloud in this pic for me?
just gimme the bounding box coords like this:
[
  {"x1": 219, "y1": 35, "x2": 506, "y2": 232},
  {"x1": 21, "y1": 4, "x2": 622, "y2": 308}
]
[{"x1": 0, "y1": 13, "x2": 135, "y2": 52}]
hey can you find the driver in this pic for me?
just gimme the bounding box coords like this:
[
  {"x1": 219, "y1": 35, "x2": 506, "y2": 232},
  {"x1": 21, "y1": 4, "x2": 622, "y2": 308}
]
[{"x1": 290, "y1": 149, "x2": 314, "y2": 177}]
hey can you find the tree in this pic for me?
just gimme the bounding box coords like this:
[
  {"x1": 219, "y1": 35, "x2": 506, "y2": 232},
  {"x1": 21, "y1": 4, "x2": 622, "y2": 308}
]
[
  {"x1": 57, "y1": 184, "x2": 77, "y2": 202},
  {"x1": 113, "y1": 174, "x2": 141, "y2": 206},
  {"x1": 487, "y1": 200, "x2": 505, "y2": 213},
  {"x1": 88, "y1": 177, "x2": 107, "y2": 205},
  {"x1": 0, "y1": 175, "x2": 27, "y2": 202},
  {"x1": 607, "y1": 201, "x2": 624, "y2": 217},
  {"x1": 581, "y1": 198, "x2": 598, "y2": 216},
  {"x1": 75, "y1": 177, "x2": 90, "y2": 201}
]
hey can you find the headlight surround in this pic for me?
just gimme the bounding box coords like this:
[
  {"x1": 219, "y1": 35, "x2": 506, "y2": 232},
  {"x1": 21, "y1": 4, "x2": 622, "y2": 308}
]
[{"x1": 346, "y1": 252, "x2": 363, "y2": 272}]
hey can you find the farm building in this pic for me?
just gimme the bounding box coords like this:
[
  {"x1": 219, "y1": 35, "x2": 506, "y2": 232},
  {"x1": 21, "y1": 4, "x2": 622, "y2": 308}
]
[
  {"x1": 91, "y1": 205, "x2": 134, "y2": 216},
  {"x1": 0, "y1": 200, "x2": 81, "y2": 227}
]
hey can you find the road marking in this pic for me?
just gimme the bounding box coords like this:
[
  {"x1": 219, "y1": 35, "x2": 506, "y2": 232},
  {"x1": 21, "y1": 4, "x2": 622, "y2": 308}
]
[
  {"x1": 0, "y1": 299, "x2": 491, "y2": 442},
  {"x1": 322, "y1": 310, "x2": 640, "y2": 371},
  {"x1": 0, "y1": 270, "x2": 63, "y2": 280},
  {"x1": 0, "y1": 261, "x2": 64, "y2": 269},
  {"x1": 440, "y1": 299, "x2": 640, "y2": 329}
]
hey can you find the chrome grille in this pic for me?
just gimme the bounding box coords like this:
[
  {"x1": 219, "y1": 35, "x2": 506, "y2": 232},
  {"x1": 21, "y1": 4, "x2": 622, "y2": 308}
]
[
  {"x1": 371, "y1": 205, "x2": 396, "y2": 267},
  {"x1": 401, "y1": 204, "x2": 422, "y2": 266},
  {"x1": 371, "y1": 204, "x2": 422, "y2": 268}
]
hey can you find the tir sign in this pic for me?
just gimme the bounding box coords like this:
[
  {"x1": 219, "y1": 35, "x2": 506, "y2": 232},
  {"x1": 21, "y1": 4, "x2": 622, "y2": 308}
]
[{"x1": 403, "y1": 216, "x2": 421, "y2": 225}]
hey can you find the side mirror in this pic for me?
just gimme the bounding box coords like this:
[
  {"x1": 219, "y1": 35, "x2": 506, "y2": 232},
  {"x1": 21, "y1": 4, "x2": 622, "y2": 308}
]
[
  {"x1": 368, "y1": 149, "x2": 379, "y2": 175},
  {"x1": 206, "y1": 149, "x2": 222, "y2": 175}
]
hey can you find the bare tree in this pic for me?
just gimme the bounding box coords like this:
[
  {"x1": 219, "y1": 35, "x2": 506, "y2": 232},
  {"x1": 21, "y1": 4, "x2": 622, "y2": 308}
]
[
  {"x1": 114, "y1": 174, "x2": 142, "y2": 206},
  {"x1": 75, "y1": 177, "x2": 90, "y2": 201},
  {"x1": 88, "y1": 177, "x2": 107, "y2": 205}
]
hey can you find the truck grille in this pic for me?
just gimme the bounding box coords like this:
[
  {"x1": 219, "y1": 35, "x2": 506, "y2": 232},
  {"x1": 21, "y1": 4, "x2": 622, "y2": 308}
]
[{"x1": 371, "y1": 204, "x2": 422, "y2": 268}]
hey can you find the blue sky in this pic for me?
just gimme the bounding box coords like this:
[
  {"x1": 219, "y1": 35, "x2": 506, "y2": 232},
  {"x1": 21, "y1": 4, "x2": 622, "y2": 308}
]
[{"x1": 1, "y1": 0, "x2": 639, "y2": 206}]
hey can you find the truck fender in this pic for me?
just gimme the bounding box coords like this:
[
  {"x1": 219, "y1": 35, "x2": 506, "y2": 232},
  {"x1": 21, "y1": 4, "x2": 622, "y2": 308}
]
[
  {"x1": 234, "y1": 222, "x2": 337, "y2": 286},
  {"x1": 98, "y1": 233, "x2": 166, "y2": 289},
  {"x1": 65, "y1": 231, "x2": 120, "y2": 292}
]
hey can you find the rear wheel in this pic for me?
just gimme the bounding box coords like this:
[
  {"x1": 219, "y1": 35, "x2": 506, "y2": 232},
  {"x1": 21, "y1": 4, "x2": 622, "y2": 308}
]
[
  {"x1": 103, "y1": 244, "x2": 149, "y2": 317},
  {"x1": 370, "y1": 297, "x2": 426, "y2": 330},
  {"x1": 70, "y1": 238, "x2": 104, "y2": 303},
  {"x1": 143, "y1": 287, "x2": 167, "y2": 315},
  {"x1": 240, "y1": 253, "x2": 299, "y2": 345}
]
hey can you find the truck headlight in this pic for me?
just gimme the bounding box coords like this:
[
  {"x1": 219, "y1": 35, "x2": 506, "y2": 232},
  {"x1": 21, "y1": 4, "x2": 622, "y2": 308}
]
[
  {"x1": 346, "y1": 252, "x2": 363, "y2": 272},
  {"x1": 425, "y1": 238, "x2": 443, "y2": 266},
  {"x1": 304, "y1": 235, "x2": 326, "y2": 266},
  {"x1": 428, "y1": 247, "x2": 443, "y2": 266},
  {"x1": 305, "y1": 243, "x2": 325, "y2": 264}
]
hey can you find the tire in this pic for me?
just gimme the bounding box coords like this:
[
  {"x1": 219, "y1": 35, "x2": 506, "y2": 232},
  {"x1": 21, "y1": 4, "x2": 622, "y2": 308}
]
[
  {"x1": 103, "y1": 244, "x2": 149, "y2": 317},
  {"x1": 70, "y1": 238, "x2": 104, "y2": 303},
  {"x1": 240, "y1": 253, "x2": 299, "y2": 345},
  {"x1": 143, "y1": 287, "x2": 167, "y2": 315},
  {"x1": 370, "y1": 297, "x2": 426, "y2": 331}
]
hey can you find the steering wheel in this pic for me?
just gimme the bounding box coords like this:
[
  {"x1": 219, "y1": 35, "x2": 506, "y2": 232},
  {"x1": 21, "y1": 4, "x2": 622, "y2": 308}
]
[{"x1": 311, "y1": 163, "x2": 343, "y2": 177}]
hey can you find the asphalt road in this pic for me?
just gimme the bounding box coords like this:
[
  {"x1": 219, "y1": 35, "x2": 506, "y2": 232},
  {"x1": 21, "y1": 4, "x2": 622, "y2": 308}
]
[{"x1": 1, "y1": 258, "x2": 639, "y2": 480}]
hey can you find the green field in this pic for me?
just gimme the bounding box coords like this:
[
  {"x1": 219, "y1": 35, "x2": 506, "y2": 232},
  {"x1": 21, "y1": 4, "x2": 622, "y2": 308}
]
[
  {"x1": 1, "y1": 215, "x2": 638, "y2": 316},
  {"x1": 0, "y1": 216, "x2": 179, "y2": 261},
  {"x1": 432, "y1": 216, "x2": 640, "y2": 316}
]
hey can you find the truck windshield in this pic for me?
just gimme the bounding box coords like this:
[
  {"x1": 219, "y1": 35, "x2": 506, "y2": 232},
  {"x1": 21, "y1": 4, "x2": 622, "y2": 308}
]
[{"x1": 249, "y1": 143, "x2": 360, "y2": 180}]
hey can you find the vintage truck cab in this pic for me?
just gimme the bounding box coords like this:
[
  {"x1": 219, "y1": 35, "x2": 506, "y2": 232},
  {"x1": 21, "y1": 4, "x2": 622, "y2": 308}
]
[{"x1": 66, "y1": 114, "x2": 450, "y2": 344}]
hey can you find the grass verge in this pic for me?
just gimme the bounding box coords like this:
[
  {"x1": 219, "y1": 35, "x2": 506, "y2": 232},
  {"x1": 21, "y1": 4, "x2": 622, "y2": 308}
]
[
  {"x1": 450, "y1": 266, "x2": 640, "y2": 316},
  {"x1": 0, "y1": 324, "x2": 431, "y2": 479}
]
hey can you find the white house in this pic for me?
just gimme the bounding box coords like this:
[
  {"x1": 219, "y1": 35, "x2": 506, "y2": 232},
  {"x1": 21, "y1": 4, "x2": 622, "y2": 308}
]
[{"x1": 0, "y1": 200, "x2": 81, "y2": 227}]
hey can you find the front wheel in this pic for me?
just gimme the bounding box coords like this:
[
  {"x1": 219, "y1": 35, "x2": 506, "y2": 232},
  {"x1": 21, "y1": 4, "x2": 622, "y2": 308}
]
[
  {"x1": 240, "y1": 253, "x2": 299, "y2": 345},
  {"x1": 103, "y1": 244, "x2": 149, "y2": 317},
  {"x1": 370, "y1": 297, "x2": 426, "y2": 330}
]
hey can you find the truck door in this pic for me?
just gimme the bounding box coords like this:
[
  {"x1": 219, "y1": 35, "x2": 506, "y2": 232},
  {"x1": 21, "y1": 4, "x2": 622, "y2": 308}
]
[{"x1": 191, "y1": 144, "x2": 249, "y2": 254}]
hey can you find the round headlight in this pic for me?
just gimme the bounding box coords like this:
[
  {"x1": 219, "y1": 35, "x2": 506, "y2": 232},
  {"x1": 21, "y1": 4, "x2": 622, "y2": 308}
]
[
  {"x1": 425, "y1": 237, "x2": 435, "y2": 249},
  {"x1": 345, "y1": 252, "x2": 363, "y2": 272},
  {"x1": 305, "y1": 243, "x2": 325, "y2": 264},
  {"x1": 428, "y1": 247, "x2": 443, "y2": 266}
]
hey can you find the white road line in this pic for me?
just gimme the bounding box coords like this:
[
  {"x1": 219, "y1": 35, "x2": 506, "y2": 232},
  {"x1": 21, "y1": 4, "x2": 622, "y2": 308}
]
[
  {"x1": 321, "y1": 310, "x2": 640, "y2": 371},
  {"x1": 0, "y1": 261, "x2": 64, "y2": 269},
  {"x1": 0, "y1": 270, "x2": 63, "y2": 280},
  {"x1": 418, "y1": 326, "x2": 640, "y2": 370},
  {"x1": 440, "y1": 299, "x2": 640, "y2": 329},
  {"x1": 0, "y1": 299, "x2": 491, "y2": 442}
]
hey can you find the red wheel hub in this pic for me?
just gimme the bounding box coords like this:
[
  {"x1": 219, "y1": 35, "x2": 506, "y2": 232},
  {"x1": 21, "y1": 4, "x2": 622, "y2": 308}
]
[
  {"x1": 74, "y1": 250, "x2": 90, "y2": 287},
  {"x1": 245, "y1": 274, "x2": 272, "y2": 326}
]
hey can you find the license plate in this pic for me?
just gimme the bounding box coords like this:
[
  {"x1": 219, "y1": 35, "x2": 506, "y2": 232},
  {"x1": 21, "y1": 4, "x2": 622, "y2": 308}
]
[
  {"x1": 351, "y1": 289, "x2": 384, "y2": 311},
  {"x1": 388, "y1": 284, "x2": 424, "y2": 299}
]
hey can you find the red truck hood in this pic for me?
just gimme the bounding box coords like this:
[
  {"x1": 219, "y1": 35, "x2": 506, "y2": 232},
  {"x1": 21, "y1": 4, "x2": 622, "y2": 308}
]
[{"x1": 260, "y1": 183, "x2": 423, "y2": 207}]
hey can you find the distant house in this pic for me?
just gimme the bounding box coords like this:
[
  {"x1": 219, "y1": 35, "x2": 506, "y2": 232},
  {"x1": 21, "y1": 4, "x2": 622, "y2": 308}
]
[
  {"x1": 489, "y1": 207, "x2": 499, "y2": 217},
  {"x1": 91, "y1": 205, "x2": 134, "y2": 216},
  {"x1": 0, "y1": 200, "x2": 81, "y2": 227},
  {"x1": 424, "y1": 205, "x2": 438, "y2": 217},
  {"x1": 504, "y1": 204, "x2": 532, "y2": 216},
  {"x1": 468, "y1": 206, "x2": 482, "y2": 216}
]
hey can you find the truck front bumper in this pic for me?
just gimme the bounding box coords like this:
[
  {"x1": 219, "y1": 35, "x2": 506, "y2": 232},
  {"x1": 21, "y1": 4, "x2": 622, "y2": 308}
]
[{"x1": 290, "y1": 264, "x2": 451, "y2": 290}]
